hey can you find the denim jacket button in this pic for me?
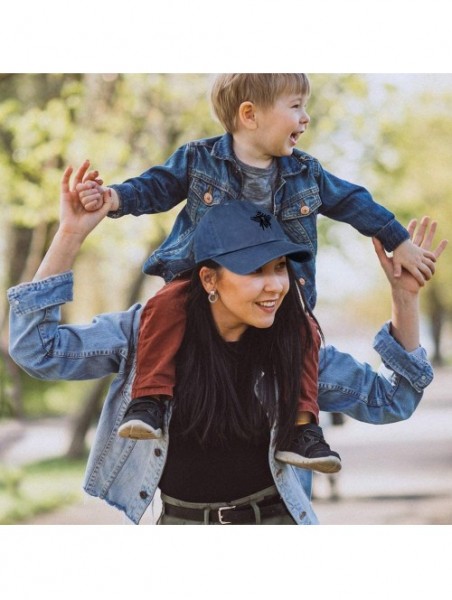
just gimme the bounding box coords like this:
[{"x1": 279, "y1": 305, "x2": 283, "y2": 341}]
[
  {"x1": 154, "y1": 448, "x2": 162, "y2": 457},
  {"x1": 300, "y1": 205, "x2": 310, "y2": 215},
  {"x1": 204, "y1": 192, "x2": 213, "y2": 205},
  {"x1": 139, "y1": 490, "x2": 148, "y2": 499}
]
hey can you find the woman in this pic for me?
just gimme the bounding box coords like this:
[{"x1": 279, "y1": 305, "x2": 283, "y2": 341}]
[{"x1": 8, "y1": 163, "x2": 447, "y2": 525}]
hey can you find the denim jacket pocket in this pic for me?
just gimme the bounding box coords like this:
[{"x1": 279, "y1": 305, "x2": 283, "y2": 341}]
[
  {"x1": 281, "y1": 186, "x2": 322, "y2": 220},
  {"x1": 187, "y1": 173, "x2": 235, "y2": 222},
  {"x1": 279, "y1": 186, "x2": 321, "y2": 247}
]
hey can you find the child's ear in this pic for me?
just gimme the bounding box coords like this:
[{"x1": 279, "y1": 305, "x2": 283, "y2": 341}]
[{"x1": 238, "y1": 101, "x2": 258, "y2": 130}]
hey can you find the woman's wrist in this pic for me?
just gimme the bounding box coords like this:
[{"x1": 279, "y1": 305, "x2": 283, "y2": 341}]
[
  {"x1": 53, "y1": 228, "x2": 86, "y2": 252},
  {"x1": 391, "y1": 287, "x2": 419, "y2": 312},
  {"x1": 33, "y1": 229, "x2": 84, "y2": 281},
  {"x1": 390, "y1": 289, "x2": 420, "y2": 352}
]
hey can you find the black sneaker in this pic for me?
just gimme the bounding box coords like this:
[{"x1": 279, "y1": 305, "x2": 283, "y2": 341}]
[
  {"x1": 118, "y1": 397, "x2": 165, "y2": 440},
  {"x1": 275, "y1": 423, "x2": 342, "y2": 473}
]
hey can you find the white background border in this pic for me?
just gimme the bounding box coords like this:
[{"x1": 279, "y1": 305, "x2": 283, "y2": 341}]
[{"x1": 2, "y1": 0, "x2": 450, "y2": 595}]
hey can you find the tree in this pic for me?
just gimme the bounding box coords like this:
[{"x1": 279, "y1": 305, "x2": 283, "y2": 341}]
[
  {"x1": 1, "y1": 74, "x2": 217, "y2": 423},
  {"x1": 1, "y1": 74, "x2": 82, "y2": 417},
  {"x1": 301, "y1": 75, "x2": 452, "y2": 364},
  {"x1": 369, "y1": 84, "x2": 452, "y2": 363}
]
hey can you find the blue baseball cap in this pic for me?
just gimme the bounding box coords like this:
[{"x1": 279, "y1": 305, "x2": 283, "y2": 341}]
[{"x1": 193, "y1": 201, "x2": 311, "y2": 274}]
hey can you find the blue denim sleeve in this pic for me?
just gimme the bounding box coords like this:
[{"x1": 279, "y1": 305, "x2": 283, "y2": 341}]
[
  {"x1": 317, "y1": 322, "x2": 433, "y2": 424},
  {"x1": 316, "y1": 163, "x2": 410, "y2": 252},
  {"x1": 8, "y1": 272, "x2": 140, "y2": 381},
  {"x1": 108, "y1": 143, "x2": 191, "y2": 218}
]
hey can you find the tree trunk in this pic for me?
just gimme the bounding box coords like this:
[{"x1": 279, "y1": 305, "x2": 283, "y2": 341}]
[
  {"x1": 0, "y1": 343, "x2": 24, "y2": 418},
  {"x1": 426, "y1": 285, "x2": 446, "y2": 366},
  {"x1": 66, "y1": 377, "x2": 112, "y2": 459}
]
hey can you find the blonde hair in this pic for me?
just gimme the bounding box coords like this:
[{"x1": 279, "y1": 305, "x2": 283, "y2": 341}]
[{"x1": 210, "y1": 73, "x2": 311, "y2": 133}]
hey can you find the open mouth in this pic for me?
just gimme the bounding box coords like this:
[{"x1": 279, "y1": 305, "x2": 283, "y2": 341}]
[{"x1": 256, "y1": 300, "x2": 278, "y2": 311}]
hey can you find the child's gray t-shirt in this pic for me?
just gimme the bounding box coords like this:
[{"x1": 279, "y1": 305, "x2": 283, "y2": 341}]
[{"x1": 236, "y1": 158, "x2": 278, "y2": 212}]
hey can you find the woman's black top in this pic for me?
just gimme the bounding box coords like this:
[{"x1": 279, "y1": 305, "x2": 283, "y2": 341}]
[{"x1": 159, "y1": 342, "x2": 274, "y2": 503}]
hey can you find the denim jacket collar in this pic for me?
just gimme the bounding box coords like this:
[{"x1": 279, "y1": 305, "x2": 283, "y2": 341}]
[{"x1": 211, "y1": 132, "x2": 308, "y2": 178}]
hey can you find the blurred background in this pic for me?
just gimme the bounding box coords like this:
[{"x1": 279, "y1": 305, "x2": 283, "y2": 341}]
[{"x1": 0, "y1": 73, "x2": 451, "y2": 525}]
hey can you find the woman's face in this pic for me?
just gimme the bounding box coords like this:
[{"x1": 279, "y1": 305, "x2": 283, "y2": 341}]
[{"x1": 200, "y1": 257, "x2": 290, "y2": 342}]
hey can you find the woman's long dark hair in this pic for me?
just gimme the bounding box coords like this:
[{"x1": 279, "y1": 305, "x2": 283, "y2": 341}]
[{"x1": 172, "y1": 261, "x2": 320, "y2": 449}]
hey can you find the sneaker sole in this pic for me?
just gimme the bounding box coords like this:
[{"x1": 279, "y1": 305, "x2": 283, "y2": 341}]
[
  {"x1": 275, "y1": 451, "x2": 342, "y2": 474},
  {"x1": 118, "y1": 420, "x2": 162, "y2": 440}
]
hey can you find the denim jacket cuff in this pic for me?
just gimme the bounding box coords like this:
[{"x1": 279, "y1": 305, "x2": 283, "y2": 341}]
[
  {"x1": 373, "y1": 322, "x2": 433, "y2": 392},
  {"x1": 375, "y1": 219, "x2": 410, "y2": 252},
  {"x1": 108, "y1": 184, "x2": 133, "y2": 218},
  {"x1": 7, "y1": 272, "x2": 74, "y2": 316}
]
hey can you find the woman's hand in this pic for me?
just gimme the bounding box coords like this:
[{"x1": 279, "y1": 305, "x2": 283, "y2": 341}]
[
  {"x1": 373, "y1": 217, "x2": 448, "y2": 295},
  {"x1": 32, "y1": 162, "x2": 114, "y2": 281},
  {"x1": 58, "y1": 162, "x2": 114, "y2": 242},
  {"x1": 373, "y1": 216, "x2": 448, "y2": 351}
]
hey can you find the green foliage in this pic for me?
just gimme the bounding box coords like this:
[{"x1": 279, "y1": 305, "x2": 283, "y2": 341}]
[
  {"x1": 369, "y1": 86, "x2": 452, "y2": 315},
  {"x1": 0, "y1": 74, "x2": 218, "y2": 420},
  {"x1": 0, "y1": 456, "x2": 86, "y2": 524},
  {"x1": 24, "y1": 377, "x2": 95, "y2": 417},
  {"x1": 0, "y1": 373, "x2": 94, "y2": 419}
]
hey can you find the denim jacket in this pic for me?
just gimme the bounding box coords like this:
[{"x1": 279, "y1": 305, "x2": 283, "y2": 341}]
[
  {"x1": 8, "y1": 273, "x2": 433, "y2": 525},
  {"x1": 110, "y1": 133, "x2": 409, "y2": 308}
]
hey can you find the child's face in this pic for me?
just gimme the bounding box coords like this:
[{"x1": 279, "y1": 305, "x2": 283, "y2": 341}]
[{"x1": 254, "y1": 92, "x2": 310, "y2": 158}]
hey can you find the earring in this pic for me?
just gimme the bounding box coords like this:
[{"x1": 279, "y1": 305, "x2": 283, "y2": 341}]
[{"x1": 208, "y1": 290, "x2": 219, "y2": 304}]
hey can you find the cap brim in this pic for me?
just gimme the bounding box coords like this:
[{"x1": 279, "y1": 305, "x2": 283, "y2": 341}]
[{"x1": 212, "y1": 240, "x2": 312, "y2": 275}]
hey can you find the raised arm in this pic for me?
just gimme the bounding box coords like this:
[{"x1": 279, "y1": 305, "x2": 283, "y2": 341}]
[
  {"x1": 374, "y1": 216, "x2": 447, "y2": 351},
  {"x1": 317, "y1": 216, "x2": 447, "y2": 425},
  {"x1": 34, "y1": 162, "x2": 114, "y2": 281},
  {"x1": 8, "y1": 162, "x2": 136, "y2": 381}
]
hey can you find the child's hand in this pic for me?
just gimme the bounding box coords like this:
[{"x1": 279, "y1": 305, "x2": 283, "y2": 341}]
[
  {"x1": 73, "y1": 159, "x2": 110, "y2": 213},
  {"x1": 83, "y1": 162, "x2": 104, "y2": 188},
  {"x1": 59, "y1": 162, "x2": 115, "y2": 239},
  {"x1": 76, "y1": 180, "x2": 109, "y2": 212},
  {"x1": 392, "y1": 222, "x2": 438, "y2": 285},
  {"x1": 374, "y1": 217, "x2": 447, "y2": 294}
]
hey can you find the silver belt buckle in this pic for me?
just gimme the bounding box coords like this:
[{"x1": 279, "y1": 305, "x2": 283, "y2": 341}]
[{"x1": 218, "y1": 505, "x2": 236, "y2": 524}]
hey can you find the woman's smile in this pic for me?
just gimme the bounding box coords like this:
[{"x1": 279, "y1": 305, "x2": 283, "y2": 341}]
[{"x1": 255, "y1": 298, "x2": 279, "y2": 313}]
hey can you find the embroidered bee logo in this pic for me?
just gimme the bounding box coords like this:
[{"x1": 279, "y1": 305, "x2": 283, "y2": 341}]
[{"x1": 251, "y1": 211, "x2": 272, "y2": 230}]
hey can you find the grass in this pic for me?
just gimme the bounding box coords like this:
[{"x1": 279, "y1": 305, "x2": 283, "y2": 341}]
[{"x1": 0, "y1": 456, "x2": 87, "y2": 525}]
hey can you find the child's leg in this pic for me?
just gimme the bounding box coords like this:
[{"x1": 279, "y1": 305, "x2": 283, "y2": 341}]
[
  {"x1": 132, "y1": 277, "x2": 190, "y2": 399},
  {"x1": 275, "y1": 316, "x2": 342, "y2": 473},
  {"x1": 118, "y1": 277, "x2": 190, "y2": 440},
  {"x1": 295, "y1": 316, "x2": 321, "y2": 426}
]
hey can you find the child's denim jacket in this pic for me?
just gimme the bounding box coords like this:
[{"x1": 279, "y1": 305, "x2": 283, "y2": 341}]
[
  {"x1": 110, "y1": 133, "x2": 409, "y2": 308},
  {"x1": 8, "y1": 273, "x2": 433, "y2": 525}
]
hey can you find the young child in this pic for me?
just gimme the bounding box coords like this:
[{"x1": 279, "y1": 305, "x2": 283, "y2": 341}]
[{"x1": 77, "y1": 73, "x2": 435, "y2": 474}]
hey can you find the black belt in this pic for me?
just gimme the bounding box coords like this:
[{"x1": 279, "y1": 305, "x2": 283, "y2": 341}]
[{"x1": 163, "y1": 494, "x2": 290, "y2": 524}]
